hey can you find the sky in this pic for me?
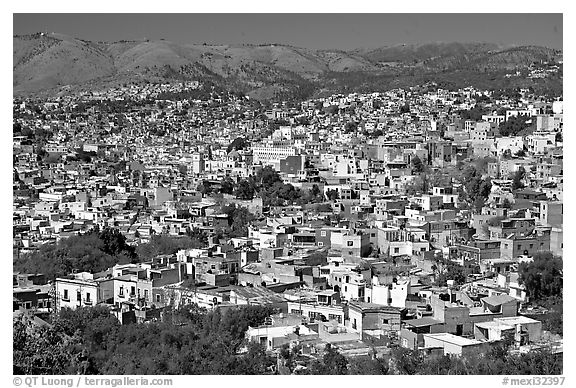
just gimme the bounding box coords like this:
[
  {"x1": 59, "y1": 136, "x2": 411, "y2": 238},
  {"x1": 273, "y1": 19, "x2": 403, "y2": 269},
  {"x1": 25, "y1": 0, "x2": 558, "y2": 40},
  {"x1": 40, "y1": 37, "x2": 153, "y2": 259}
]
[{"x1": 13, "y1": 13, "x2": 563, "y2": 50}]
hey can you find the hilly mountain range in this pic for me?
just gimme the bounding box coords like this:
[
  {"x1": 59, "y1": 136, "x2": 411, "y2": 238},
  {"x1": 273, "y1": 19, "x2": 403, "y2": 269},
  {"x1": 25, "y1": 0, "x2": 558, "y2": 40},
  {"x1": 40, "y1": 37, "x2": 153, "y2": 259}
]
[{"x1": 14, "y1": 33, "x2": 563, "y2": 100}]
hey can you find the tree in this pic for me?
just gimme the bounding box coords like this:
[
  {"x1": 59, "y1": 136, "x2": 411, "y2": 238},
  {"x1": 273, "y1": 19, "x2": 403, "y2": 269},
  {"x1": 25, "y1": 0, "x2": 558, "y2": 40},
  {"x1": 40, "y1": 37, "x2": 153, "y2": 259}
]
[
  {"x1": 404, "y1": 175, "x2": 426, "y2": 196},
  {"x1": 308, "y1": 344, "x2": 349, "y2": 374},
  {"x1": 136, "y1": 235, "x2": 204, "y2": 259},
  {"x1": 399, "y1": 103, "x2": 411, "y2": 114},
  {"x1": 461, "y1": 165, "x2": 491, "y2": 211},
  {"x1": 259, "y1": 181, "x2": 302, "y2": 207},
  {"x1": 325, "y1": 189, "x2": 339, "y2": 201},
  {"x1": 411, "y1": 155, "x2": 425, "y2": 174},
  {"x1": 234, "y1": 342, "x2": 275, "y2": 374},
  {"x1": 21, "y1": 126, "x2": 34, "y2": 138},
  {"x1": 511, "y1": 167, "x2": 526, "y2": 191},
  {"x1": 14, "y1": 314, "x2": 89, "y2": 374},
  {"x1": 197, "y1": 180, "x2": 213, "y2": 195},
  {"x1": 13, "y1": 227, "x2": 137, "y2": 281},
  {"x1": 227, "y1": 137, "x2": 249, "y2": 154},
  {"x1": 499, "y1": 115, "x2": 531, "y2": 137},
  {"x1": 255, "y1": 166, "x2": 282, "y2": 188},
  {"x1": 310, "y1": 184, "x2": 322, "y2": 199},
  {"x1": 458, "y1": 106, "x2": 486, "y2": 121},
  {"x1": 297, "y1": 185, "x2": 324, "y2": 206},
  {"x1": 323, "y1": 105, "x2": 338, "y2": 115},
  {"x1": 348, "y1": 355, "x2": 389, "y2": 374},
  {"x1": 229, "y1": 206, "x2": 256, "y2": 238},
  {"x1": 555, "y1": 132, "x2": 563, "y2": 143},
  {"x1": 344, "y1": 122, "x2": 358, "y2": 133},
  {"x1": 435, "y1": 261, "x2": 466, "y2": 287},
  {"x1": 97, "y1": 227, "x2": 136, "y2": 258},
  {"x1": 389, "y1": 347, "x2": 424, "y2": 374},
  {"x1": 233, "y1": 179, "x2": 255, "y2": 200},
  {"x1": 370, "y1": 129, "x2": 384, "y2": 138},
  {"x1": 220, "y1": 176, "x2": 235, "y2": 194},
  {"x1": 518, "y1": 252, "x2": 563, "y2": 301}
]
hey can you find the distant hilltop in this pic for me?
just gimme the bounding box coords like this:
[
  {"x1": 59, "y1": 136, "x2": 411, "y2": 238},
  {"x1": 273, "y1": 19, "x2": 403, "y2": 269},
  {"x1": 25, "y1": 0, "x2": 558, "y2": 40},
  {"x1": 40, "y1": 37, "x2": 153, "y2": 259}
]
[{"x1": 13, "y1": 33, "x2": 563, "y2": 100}]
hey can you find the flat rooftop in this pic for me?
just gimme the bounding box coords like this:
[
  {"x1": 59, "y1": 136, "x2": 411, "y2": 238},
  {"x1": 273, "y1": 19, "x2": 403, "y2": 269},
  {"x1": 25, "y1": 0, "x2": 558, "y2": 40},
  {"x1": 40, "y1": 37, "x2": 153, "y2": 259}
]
[
  {"x1": 495, "y1": 316, "x2": 541, "y2": 325},
  {"x1": 475, "y1": 320, "x2": 515, "y2": 330},
  {"x1": 424, "y1": 333, "x2": 482, "y2": 347}
]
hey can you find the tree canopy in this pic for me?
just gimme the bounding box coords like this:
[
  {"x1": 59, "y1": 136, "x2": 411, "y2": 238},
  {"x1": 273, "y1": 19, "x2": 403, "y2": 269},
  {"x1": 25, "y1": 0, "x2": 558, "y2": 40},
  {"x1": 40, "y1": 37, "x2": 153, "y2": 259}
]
[
  {"x1": 14, "y1": 227, "x2": 137, "y2": 280},
  {"x1": 499, "y1": 115, "x2": 532, "y2": 137},
  {"x1": 411, "y1": 155, "x2": 425, "y2": 174},
  {"x1": 220, "y1": 204, "x2": 257, "y2": 238},
  {"x1": 14, "y1": 304, "x2": 276, "y2": 375},
  {"x1": 135, "y1": 234, "x2": 205, "y2": 260},
  {"x1": 511, "y1": 167, "x2": 526, "y2": 191},
  {"x1": 518, "y1": 251, "x2": 563, "y2": 301},
  {"x1": 227, "y1": 137, "x2": 249, "y2": 154}
]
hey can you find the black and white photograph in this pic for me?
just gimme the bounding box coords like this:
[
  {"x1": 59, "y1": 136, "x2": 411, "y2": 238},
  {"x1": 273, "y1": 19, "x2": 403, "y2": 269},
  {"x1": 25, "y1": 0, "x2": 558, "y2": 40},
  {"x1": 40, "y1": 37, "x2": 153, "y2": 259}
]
[{"x1": 10, "y1": 8, "x2": 568, "y2": 380}]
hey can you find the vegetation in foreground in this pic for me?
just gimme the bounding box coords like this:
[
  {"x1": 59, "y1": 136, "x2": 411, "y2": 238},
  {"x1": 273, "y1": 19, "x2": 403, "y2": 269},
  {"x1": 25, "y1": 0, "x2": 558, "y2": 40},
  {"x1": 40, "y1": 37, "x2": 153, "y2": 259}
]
[{"x1": 14, "y1": 304, "x2": 562, "y2": 375}]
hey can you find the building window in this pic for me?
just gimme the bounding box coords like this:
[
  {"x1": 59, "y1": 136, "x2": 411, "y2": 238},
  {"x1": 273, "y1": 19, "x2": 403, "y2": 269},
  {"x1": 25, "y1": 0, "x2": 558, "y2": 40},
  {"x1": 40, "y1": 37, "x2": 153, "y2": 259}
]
[
  {"x1": 77, "y1": 290, "x2": 81, "y2": 302},
  {"x1": 382, "y1": 318, "x2": 390, "y2": 324},
  {"x1": 321, "y1": 231, "x2": 327, "y2": 237},
  {"x1": 347, "y1": 241, "x2": 354, "y2": 247},
  {"x1": 156, "y1": 294, "x2": 161, "y2": 303},
  {"x1": 394, "y1": 247, "x2": 399, "y2": 254},
  {"x1": 119, "y1": 286, "x2": 124, "y2": 296},
  {"x1": 86, "y1": 293, "x2": 91, "y2": 302},
  {"x1": 63, "y1": 289, "x2": 69, "y2": 301},
  {"x1": 318, "y1": 242, "x2": 324, "y2": 247}
]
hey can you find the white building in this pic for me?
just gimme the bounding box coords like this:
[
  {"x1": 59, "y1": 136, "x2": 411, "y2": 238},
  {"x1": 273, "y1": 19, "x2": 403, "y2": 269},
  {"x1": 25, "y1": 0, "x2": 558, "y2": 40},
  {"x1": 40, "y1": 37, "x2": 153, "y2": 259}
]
[
  {"x1": 252, "y1": 145, "x2": 296, "y2": 168},
  {"x1": 367, "y1": 277, "x2": 410, "y2": 307},
  {"x1": 55, "y1": 273, "x2": 99, "y2": 311}
]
